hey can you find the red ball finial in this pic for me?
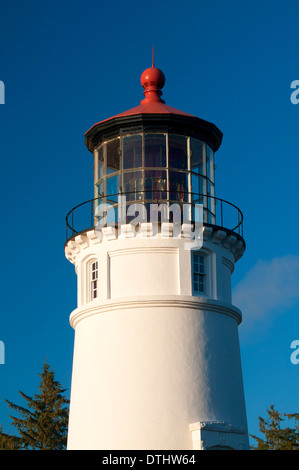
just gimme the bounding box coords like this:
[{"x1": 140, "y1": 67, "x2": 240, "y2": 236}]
[
  {"x1": 140, "y1": 48, "x2": 166, "y2": 104},
  {"x1": 140, "y1": 67, "x2": 166, "y2": 90}
]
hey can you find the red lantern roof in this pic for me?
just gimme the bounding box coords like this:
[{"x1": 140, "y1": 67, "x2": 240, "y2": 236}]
[
  {"x1": 85, "y1": 59, "x2": 195, "y2": 135},
  {"x1": 85, "y1": 51, "x2": 223, "y2": 153}
]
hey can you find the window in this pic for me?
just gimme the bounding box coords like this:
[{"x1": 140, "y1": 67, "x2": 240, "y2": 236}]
[
  {"x1": 144, "y1": 169, "x2": 167, "y2": 200},
  {"x1": 168, "y1": 134, "x2": 188, "y2": 169},
  {"x1": 122, "y1": 135, "x2": 142, "y2": 169},
  {"x1": 169, "y1": 170, "x2": 188, "y2": 202},
  {"x1": 98, "y1": 145, "x2": 104, "y2": 180},
  {"x1": 190, "y1": 138, "x2": 204, "y2": 175},
  {"x1": 192, "y1": 252, "x2": 205, "y2": 294},
  {"x1": 107, "y1": 174, "x2": 120, "y2": 201},
  {"x1": 144, "y1": 134, "x2": 166, "y2": 167},
  {"x1": 91, "y1": 261, "x2": 98, "y2": 300},
  {"x1": 122, "y1": 170, "x2": 144, "y2": 201},
  {"x1": 107, "y1": 138, "x2": 120, "y2": 174}
]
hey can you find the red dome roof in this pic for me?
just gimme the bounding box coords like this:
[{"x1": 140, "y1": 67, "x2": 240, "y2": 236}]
[
  {"x1": 111, "y1": 100, "x2": 195, "y2": 118},
  {"x1": 85, "y1": 63, "x2": 195, "y2": 135}
]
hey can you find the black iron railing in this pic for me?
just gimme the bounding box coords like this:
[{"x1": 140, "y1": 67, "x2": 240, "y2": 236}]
[{"x1": 65, "y1": 191, "x2": 244, "y2": 243}]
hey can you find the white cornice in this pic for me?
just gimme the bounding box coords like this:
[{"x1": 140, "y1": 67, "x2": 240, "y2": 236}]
[
  {"x1": 69, "y1": 295, "x2": 242, "y2": 329},
  {"x1": 65, "y1": 225, "x2": 245, "y2": 265}
]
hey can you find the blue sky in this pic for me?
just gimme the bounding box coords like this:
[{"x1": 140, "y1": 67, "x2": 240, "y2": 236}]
[{"x1": 0, "y1": 0, "x2": 299, "y2": 446}]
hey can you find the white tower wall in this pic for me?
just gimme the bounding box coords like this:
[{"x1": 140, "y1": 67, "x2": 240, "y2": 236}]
[{"x1": 65, "y1": 224, "x2": 248, "y2": 450}]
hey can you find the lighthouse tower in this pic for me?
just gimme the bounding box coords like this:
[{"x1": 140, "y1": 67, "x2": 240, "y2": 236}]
[{"x1": 64, "y1": 60, "x2": 249, "y2": 450}]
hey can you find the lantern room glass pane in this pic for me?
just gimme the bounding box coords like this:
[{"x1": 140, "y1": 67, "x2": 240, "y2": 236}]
[
  {"x1": 97, "y1": 182, "x2": 104, "y2": 197},
  {"x1": 206, "y1": 145, "x2": 214, "y2": 182},
  {"x1": 122, "y1": 170, "x2": 144, "y2": 201},
  {"x1": 190, "y1": 138, "x2": 204, "y2": 175},
  {"x1": 191, "y1": 174, "x2": 204, "y2": 203},
  {"x1": 123, "y1": 135, "x2": 142, "y2": 169},
  {"x1": 107, "y1": 174, "x2": 119, "y2": 202},
  {"x1": 168, "y1": 135, "x2": 188, "y2": 170},
  {"x1": 169, "y1": 171, "x2": 188, "y2": 202},
  {"x1": 98, "y1": 145, "x2": 104, "y2": 180},
  {"x1": 144, "y1": 169, "x2": 167, "y2": 200},
  {"x1": 144, "y1": 134, "x2": 166, "y2": 167},
  {"x1": 107, "y1": 138, "x2": 120, "y2": 174}
]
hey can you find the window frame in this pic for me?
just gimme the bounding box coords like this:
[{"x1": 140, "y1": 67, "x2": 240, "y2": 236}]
[
  {"x1": 192, "y1": 251, "x2": 206, "y2": 296},
  {"x1": 90, "y1": 260, "x2": 99, "y2": 302}
]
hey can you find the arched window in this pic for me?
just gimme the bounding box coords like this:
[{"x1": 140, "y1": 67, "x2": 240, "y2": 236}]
[
  {"x1": 90, "y1": 260, "x2": 98, "y2": 301},
  {"x1": 192, "y1": 252, "x2": 205, "y2": 295}
]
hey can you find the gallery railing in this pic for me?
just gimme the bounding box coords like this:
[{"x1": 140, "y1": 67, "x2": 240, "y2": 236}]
[{"x1": 65, "y1": 191, "x2": 244, "y2": 243}]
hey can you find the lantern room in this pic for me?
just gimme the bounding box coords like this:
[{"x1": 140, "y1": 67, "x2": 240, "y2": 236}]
[{"x1": 93, "y1": 132, "x2": 216, "y2": 224}]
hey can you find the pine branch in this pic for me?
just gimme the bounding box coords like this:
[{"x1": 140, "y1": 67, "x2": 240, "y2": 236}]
[{"x1": 5, "y1": 399, "x2": 34, "y2": 418}]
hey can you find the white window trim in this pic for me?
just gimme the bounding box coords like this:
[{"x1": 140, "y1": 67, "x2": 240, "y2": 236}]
[
  {"x1": 192, "y1": 251, "x2": 206, "y2": 296},
  {"x1": 90, "y1": 260, "x2": 98, "y2": 302}
]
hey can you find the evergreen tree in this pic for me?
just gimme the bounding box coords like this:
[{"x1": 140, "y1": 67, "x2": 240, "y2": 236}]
[
  {"x1": 0, "y1": 361, "x2": 69, "y2": 450},
  {"x1": 0, "y1": 425, "x2": 22, "y2": 450},
  {"x1": 251, "y1": 405, "x2": 299, "y2": 450}
]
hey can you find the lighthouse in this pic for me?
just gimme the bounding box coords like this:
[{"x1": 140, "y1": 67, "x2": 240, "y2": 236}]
[{"x1": 64, "y1": 59, "x2": 249, "y2": 450}]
